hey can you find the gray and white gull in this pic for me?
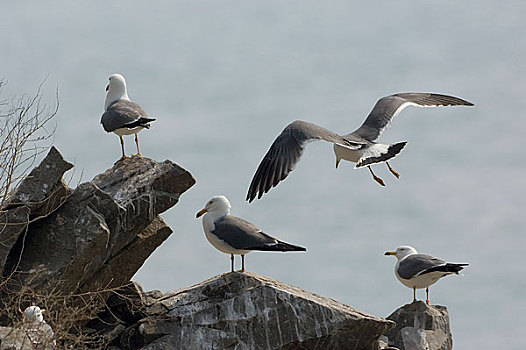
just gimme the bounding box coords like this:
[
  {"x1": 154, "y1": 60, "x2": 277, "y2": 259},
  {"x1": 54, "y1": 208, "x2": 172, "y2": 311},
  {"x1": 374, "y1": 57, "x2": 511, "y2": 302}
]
[
  {"x1": 101, "y1": 74, "x2": 155, "y2": 160},
  {"x1": 385, "y1": 245, "x2": 468, "y2": 304},
  {"x1": 196, "y1": 195, "x2": 306, "y2": 273},
  {"x1": 246, "y1": 92, "x2": 473, "y2": 202}
]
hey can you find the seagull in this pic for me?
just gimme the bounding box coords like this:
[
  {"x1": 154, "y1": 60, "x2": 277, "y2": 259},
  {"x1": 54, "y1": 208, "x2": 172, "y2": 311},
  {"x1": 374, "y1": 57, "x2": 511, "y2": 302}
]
[
  {"x1": 246, "y1": 92, "x2": 473, "y2": 202},
  {"x1": 385, "y1": 246, "x2": 468, "y2": 304},
  {"x1": 22, "y1": 306, "x2": 55, "y2": 347},
  {"x1": 101, "y1": 74, "x2": 156, "y2": 160},
  {"x1": 196, "y1": 195, "x2": 306, "y2": 273}
]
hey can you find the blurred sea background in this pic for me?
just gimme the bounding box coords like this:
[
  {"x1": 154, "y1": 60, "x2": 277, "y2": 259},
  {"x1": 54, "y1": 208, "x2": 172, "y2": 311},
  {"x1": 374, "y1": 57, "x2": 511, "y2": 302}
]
[{"x1": 1, "y1": 1, "x2": 525, "y2": 348}]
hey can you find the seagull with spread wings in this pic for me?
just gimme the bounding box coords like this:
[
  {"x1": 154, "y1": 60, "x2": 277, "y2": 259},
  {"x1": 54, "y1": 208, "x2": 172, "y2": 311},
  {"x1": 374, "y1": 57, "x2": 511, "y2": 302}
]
[{"x1": 246, "y1": 92, "x2": 473, "y2": 202}]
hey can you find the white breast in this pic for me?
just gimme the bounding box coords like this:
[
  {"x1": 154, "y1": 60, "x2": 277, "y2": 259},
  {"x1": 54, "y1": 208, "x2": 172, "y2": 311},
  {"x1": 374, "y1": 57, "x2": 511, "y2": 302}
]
[
  {"x1": 333, "y1": 144, "x2": 362, "y2": 163},
  {"x1": 202, "y1": 216, "x2": 250, "y2": 255}
]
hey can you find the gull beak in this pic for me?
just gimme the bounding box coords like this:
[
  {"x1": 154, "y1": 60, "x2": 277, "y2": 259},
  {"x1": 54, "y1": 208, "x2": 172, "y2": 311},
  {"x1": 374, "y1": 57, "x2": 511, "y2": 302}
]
[
  {"x1": 41, "y1": 309, "x2": 46, "y2": 313},
  {"x1": 106, "y1": 84, "x2": 110, "y2": 91},
  {"x1": 335, "y1": 159, "x2": 341, "y2": 169},
  {"x1": 196, "y1": 208, "x2": 208, "y2": 218},
  {"x1": 384, "y1": 251, "x2": 396, "y2": 256}
]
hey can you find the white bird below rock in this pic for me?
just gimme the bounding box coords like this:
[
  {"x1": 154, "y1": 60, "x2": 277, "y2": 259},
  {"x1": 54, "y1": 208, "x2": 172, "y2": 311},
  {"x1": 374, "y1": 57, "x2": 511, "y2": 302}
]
[{"x1": 22, "y1": 305, "x2": 56, "y2": 348}]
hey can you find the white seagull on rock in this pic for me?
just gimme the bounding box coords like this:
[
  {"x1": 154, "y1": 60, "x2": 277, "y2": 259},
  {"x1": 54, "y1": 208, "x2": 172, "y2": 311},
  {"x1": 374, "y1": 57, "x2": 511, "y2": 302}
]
[
  {"x1": 385, "y1": 245, "x2": 468, "y2": 304},
  {"x1": 246, "y1": 92, "x2": 473, "y2": 202},
  {"x1": 196, "y1": 195, "x2": 306, "y2": 273},
  {"x1": 22, "y1": 305, "x2": 55, "y2": 348},
  {"x1": 101, "y1": 74, "x2": 155, "y2": 160}
]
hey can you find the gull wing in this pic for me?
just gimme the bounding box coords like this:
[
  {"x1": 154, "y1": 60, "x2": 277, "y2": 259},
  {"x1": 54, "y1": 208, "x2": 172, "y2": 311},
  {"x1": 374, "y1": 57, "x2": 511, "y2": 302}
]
[
  {"x1": 348, "y1": 93, "x2": 473, "y2": 142},
  {"x1": 246, "y1": 120, "x2": 361, "y2": 202},
  {"x1": 101, "y1": 99, "x2": 151, "y2": 132},
  {"x1": 212, "y1": 215, "x2": 305, "y2": 251}
]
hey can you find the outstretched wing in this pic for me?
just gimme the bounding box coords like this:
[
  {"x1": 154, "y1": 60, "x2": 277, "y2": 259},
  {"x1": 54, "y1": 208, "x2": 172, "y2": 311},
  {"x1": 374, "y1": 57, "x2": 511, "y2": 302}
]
[
  {"x1": 246, "y1": 120, "x2": 360, "y2": 202},
  {"x1": 348, "y1": 93, "x2": 473, "y2": 142}
]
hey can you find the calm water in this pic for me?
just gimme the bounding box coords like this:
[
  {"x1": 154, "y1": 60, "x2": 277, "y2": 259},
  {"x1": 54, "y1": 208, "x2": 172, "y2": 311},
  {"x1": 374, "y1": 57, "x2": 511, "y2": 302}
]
[{"x1": 2, "y1": 1, "x2": 525, "y2": 348}]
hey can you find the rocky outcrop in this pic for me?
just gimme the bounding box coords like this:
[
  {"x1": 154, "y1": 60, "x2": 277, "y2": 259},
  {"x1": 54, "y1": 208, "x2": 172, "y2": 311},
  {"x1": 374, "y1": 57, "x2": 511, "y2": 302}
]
[
  {"x1": 1, "y1": 148, "x2": 195, "y2": 295},
  {"x1": 113, "y1": 272, "x2": 394, "y2": 350},
  {"x1": 0, "y1": 147, "x2": 73, "y2": 274},
  {"x1": 382, "y1": 301, "x2": 452, "y2": 350}
]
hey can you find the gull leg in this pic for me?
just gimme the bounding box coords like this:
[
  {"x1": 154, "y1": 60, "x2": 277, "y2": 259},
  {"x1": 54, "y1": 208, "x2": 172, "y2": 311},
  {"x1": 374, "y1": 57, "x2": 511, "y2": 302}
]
[
  {"x1": 413, "y1": 287, "x2": 417, "y2": 303},
  {"x1": 132, "y1": 133, "x2": 142, "y2": 157},
  {"x1": 426, "y1": 287, "x2": 430, "y2": 305},
  {"x1": 386, "y1": 162, "x2": 400, "y2": 179},
  {"x1": 230, "y1": 254, "x2": 234, "y2": 273},
  {"x1": 119, "y1": 136, "x2": 128, "y2": 161},
  {"x1": 368, "y1": 166, "x2": 385, "y2": 186},
  {"x1": 238, "y1": 254, "x2": 245, "y2": 272}
]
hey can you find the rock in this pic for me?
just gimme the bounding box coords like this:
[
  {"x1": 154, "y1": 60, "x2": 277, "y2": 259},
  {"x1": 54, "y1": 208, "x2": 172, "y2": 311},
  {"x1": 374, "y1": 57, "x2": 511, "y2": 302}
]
[
  {"x1": 0, "y1": 207, "x2": 30, "y2": 274},
  {"x1": 382, "y1": 301, "x2": 452, "y2": 350},
  {"x1": 0, "y1": 147, "x2": 72, "y2": 273},
  {"x1": 3, "y1": 146, "x2": 73, "y2": 218},
  {"x1": 119, "y1": 272, "x2": 394, "y2": 350},
  {"x1": 0, "y1": 324, "x2": 55, "y2": 350},
  {"x1": 3, "y1": 152, "x2": 195, "y2": 295}
]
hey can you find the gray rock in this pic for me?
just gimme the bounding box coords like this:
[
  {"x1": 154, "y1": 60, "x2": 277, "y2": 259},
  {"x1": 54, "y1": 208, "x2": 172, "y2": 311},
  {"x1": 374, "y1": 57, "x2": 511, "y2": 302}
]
[
  {"x1": 0, "y1": 147, "x2": 72, "y2": 273},
  {"x1": 120, "y1": 272, "x2": 394, "y2": 350},
  {"x1": 383, "y1": 301, "x2": 452, "y2": 350},
  {"x1": 0, "y1": 324, "x2": 55, "y2": 350},
  {"x1": 4, "y1": 153, "x2": 195, "y2": 295},
  {"x1": 0, "y1": 207, "x2": 30, "y2": 275},
  {"x1": 3, "y1": 146, "x2": 73, "y2": 218}
]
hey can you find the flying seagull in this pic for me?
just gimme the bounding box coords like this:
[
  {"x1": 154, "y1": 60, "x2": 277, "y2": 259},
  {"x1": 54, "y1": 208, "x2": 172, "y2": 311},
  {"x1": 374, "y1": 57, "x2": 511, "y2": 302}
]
[
  {"x1": 196, "y1": 195, "x2": 306, "y2": 273},
  {"x1": 246, "y1": 92, "x2": 473, "y2": 202},
  {"x1": 101, "y1": 74, "x2": 155, "y2": 160},
  {"x1": 385, "y1": 245, "x2": 468, "y2": 304}
]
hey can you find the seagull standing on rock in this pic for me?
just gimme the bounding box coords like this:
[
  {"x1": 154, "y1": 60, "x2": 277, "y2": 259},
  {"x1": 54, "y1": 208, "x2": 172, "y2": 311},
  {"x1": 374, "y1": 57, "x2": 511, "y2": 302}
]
[
  {"x1": 385, "y1": 246, "x2": 468, "y2": 304},
  {"x1": 246, "y1": 92, "x2": 473, "y2": 202},
  {"x1": 101, "y1": 74, "x2": 156, "y2": 160},
  {"x1": 196, "y1": 195, "x2": 306, "y2": 273}
]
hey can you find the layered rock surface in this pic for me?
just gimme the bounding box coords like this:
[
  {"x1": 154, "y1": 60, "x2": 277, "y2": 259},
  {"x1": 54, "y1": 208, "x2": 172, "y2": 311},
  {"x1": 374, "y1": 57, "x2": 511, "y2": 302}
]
[
  {"x1": 115, "y1": 272, "x2": 394, "y2": 350},
  {"x1": 1, "y1": 148, "x2": 195, "y2": 295}
]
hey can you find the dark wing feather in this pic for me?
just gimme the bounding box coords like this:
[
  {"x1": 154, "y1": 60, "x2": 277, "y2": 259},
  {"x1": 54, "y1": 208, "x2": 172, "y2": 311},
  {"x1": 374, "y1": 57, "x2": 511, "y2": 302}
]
[
  {"x1": 212, "y1": 215, "x2": 305, "y2": 251},
  {"x1": 101, "y1": 100, "x2": 154, "y2": 132},
  {"x1": 348, "y1": 93, "x2": 473, "y2": 142},
  {"x1": 397, "y1": 254, "x2": 446, "y2": 280},
  {"x1": 246, "y1": 120, "x2": 360, "y2": 202}
]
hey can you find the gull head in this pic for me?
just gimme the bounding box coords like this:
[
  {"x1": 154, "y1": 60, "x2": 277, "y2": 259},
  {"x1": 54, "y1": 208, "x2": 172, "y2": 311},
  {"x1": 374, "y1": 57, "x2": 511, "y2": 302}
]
[
  {"x1": 196, "y1": 195, "x2": 231, "y2": 218},
  {"x1": 24, "y1": 305, "x2": 45, "y2": 322},
  {"x1": 384, "y1": 245, "x2": 418, "y2": 260},
  {"x1": 105, "y1": 73, "x2": 130, "y2": 109}
]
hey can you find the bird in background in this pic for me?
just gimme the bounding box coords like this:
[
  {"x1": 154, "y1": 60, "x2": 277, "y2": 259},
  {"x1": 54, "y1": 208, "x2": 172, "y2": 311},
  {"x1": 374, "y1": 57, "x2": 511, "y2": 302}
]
[
  {"x1": 384, "y1": 245, "x2": 468, "y2": 304},
  {"x1": 22, "y1": 305, "x2": 56, "y2": 347},
  {"x1": 196, "y1": 195, "x2": 306, "y2": 273},
  {"x1": 101, "y1": 74, "x2": 156, "y2": 161},
  {"x1": 246, "y1": 92, "x2": 473, "y2": 202}
]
